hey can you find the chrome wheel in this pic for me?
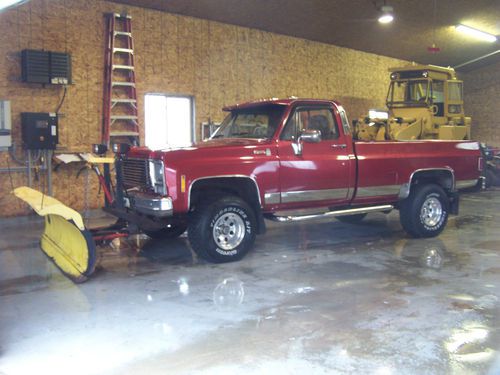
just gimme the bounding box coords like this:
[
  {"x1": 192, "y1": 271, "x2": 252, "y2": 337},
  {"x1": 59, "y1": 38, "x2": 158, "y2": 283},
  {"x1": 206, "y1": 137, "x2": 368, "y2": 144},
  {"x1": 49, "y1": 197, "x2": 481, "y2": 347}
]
[
  {"x1": 420, "y1": 197, "x2": 443, "y2": 227},
  {"x1": 213, "y1": 212, "x2": 245, "y2": 251}
]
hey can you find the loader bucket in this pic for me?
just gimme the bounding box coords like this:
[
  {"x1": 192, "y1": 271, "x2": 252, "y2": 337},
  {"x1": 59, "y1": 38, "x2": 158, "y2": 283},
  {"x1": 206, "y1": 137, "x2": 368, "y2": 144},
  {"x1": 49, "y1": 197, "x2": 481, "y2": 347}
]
[{"x1": 13, "y1": 187, "x2": 96, "y2": 283}]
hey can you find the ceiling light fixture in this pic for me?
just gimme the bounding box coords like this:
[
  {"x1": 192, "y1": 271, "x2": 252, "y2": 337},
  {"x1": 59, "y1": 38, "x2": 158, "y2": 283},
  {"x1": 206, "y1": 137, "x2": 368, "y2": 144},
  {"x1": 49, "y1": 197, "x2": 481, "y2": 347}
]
[
  {"x1": 456, "y1": 24, "x2": 497, "y2": 43},
  {"x1": 0, "y1": 0, "x2": 27, "y2": 11},
  {"x1": 378, "y1": 5, "x2": 394, "y2": 24}
]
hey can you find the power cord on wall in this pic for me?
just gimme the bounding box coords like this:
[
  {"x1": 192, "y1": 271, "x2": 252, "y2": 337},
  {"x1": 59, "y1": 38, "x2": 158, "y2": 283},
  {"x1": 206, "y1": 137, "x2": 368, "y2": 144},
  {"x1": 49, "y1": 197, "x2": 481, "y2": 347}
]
[{"x1": 55, "y1": 85, "x2": 68, "y2": 114}]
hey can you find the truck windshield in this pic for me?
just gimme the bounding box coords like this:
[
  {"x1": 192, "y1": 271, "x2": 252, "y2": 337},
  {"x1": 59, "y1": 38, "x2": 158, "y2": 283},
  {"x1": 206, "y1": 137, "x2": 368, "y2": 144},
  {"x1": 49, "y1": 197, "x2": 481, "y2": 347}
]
[
  {"x1": 387, "y1": 79, "x2": 430, "y2": 107},
  {"x1": 211, "y1": 105, "x2": 285, "y2": 139}
]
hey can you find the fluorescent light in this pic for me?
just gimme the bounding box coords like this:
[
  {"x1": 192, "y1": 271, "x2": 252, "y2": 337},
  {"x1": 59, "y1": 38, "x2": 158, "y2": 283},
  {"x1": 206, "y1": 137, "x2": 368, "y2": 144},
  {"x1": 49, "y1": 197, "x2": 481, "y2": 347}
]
[
  {"x1": 378, "y1": 5, "x2": 394, "y2": 24},
  {"x1": 0, "y1": 0, "x2": 26, "y2": 11},
  {"x1": 456, "y1": 24, "x2": 497, "y2": 43}
]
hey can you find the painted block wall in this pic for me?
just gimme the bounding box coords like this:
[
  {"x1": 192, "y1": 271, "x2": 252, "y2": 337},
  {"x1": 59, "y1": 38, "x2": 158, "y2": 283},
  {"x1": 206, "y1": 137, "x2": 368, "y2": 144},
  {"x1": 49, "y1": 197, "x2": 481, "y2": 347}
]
[{"x1": 463, "y1": 61, "x2": 500, "y2": 147}]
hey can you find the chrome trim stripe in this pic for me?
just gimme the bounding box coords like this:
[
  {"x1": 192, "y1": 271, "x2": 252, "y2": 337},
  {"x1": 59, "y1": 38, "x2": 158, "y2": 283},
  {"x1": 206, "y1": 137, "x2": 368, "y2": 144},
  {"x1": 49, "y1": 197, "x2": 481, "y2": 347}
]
[
  {"x1": 456, "y1": 179, "x2": 479, "y2": 189},
  {"x1": 355, "y1": 184, "x2": 400, "y2": 197},
  {"x1": 281, "y1": 188, "x2": 348, "y2": 203},
  {"x1": 188, "y1": 174, "x2": 262, "y2": 209},
  {"x1": 269, "y1": 204, "x2": 393, "y2": 222},
  {"x1": 264, "y1": 192, "x2": 280, "y2": 204}
]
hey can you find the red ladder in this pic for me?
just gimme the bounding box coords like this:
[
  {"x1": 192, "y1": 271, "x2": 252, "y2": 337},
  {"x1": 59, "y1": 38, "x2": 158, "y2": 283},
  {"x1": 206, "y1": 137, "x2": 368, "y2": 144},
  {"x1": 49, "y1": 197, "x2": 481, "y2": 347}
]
[{"x1": 102, "y1": 13, "x2": 139, "y2": 146}]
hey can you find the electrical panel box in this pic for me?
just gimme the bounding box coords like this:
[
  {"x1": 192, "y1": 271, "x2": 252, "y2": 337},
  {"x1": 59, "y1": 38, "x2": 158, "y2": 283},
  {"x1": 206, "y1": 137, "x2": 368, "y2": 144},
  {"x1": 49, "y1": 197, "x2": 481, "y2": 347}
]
[
  {"x1": 21, "y1": 112, "x2": 58, "y2": 150},
  {"x1": 0, "y1": 100, "x2": 11, "y2": 148},
  {"x1": 21, "y1": 49, "x2": 72, "y2": 85}
]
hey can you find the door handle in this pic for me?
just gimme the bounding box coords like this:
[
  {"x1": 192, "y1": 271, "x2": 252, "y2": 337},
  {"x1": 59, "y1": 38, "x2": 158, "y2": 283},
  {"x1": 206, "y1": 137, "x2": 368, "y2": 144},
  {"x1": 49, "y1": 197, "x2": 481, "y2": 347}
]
[{"x1": 332, "y1": 144, "x2": 347, "y2": 149}]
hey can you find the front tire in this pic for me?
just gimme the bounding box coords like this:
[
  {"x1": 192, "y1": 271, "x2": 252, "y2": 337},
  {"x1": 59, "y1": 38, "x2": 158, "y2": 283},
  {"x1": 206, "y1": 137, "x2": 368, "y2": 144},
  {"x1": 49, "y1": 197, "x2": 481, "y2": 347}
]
[
  {"x1": 399, "y1": 184, "x2": 449, "y2": 238},
  {"x1": 188, "y1": 196, "x2": 257, "y2": 263}
]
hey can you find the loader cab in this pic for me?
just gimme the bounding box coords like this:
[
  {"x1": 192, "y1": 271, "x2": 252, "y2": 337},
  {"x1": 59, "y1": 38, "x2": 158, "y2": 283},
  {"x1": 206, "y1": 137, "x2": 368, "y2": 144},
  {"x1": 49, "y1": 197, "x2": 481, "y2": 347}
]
[
  {"x1": 386, "y1": 78, "x2": 430, "y2": 108},
  {"x1": 386, "y1": 67, "x2": 464, "y2": 122}
]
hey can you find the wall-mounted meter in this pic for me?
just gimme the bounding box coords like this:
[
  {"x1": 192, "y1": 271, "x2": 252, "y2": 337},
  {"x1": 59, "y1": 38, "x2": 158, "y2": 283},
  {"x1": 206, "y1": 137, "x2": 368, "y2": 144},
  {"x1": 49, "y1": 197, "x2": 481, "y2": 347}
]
[
  {"x1": 21, "y1": 112, "x2": 58, "y2": 150},
  {"x1": 0, "y1": 100, "x2": 12, "y2": 148}
]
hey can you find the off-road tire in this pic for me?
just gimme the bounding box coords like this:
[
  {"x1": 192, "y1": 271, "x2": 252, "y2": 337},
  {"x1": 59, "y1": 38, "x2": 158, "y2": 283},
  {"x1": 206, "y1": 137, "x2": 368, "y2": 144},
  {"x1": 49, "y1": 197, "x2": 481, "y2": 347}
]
[
  {"x1": 188, "y1": 196, "x2": 257, "y2": 263},
  {"x1": 336, "y1": 213, "x2": 367, "y2": 224},
  {"x1": 399, "y1": 183, "x2": 449, "y2": 238},
  {"x1": 484, "y1": 166, "x2": 500, "y2": 188}
]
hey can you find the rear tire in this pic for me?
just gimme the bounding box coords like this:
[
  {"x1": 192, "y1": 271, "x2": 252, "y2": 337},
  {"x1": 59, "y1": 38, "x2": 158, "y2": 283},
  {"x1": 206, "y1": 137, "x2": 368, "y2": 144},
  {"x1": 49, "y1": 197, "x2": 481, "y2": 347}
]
[
  {"x1": 399, "y1": 184, "x2": 449, "y2": 238},
  {"x1": 484, "y1": 166, "x2": 500, "y2": 187},
  {"x1": 188, "y1": 196, "x2": 257, "y2": 263},
  {"x1": 336, "y1": 213, "x2": 367, "y2": 224},
  {"x1": 484, "y1": 167, "x2": 494, "y2": 188}
]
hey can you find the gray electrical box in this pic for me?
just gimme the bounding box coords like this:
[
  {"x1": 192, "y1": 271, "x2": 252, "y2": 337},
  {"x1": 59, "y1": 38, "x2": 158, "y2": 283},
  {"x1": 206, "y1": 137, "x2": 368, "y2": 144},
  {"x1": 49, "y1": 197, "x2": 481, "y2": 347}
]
[{"x1": 0, "y1": 100, "x2": 11, "y2": 148}]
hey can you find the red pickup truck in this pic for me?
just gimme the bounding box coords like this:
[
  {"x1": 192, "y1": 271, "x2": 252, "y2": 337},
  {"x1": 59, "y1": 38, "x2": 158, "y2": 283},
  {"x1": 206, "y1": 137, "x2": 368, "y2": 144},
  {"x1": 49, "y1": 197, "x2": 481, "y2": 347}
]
[{"x1": 110, "y1": 98, "x2": 482, "y2": 262}]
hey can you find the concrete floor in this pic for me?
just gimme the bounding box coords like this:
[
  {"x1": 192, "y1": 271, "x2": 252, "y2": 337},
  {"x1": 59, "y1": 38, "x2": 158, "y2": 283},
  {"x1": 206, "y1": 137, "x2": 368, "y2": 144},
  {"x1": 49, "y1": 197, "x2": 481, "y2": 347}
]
[{"x1": 0, "y1": 189, "x2": 499, "y2": 375}]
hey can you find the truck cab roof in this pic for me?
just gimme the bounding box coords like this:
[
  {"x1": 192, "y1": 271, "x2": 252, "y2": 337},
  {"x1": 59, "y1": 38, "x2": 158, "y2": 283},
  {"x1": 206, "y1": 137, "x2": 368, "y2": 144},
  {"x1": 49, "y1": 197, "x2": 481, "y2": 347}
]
[{"x1": 223, "y1": 97, "x2": 341, "y2": 111}]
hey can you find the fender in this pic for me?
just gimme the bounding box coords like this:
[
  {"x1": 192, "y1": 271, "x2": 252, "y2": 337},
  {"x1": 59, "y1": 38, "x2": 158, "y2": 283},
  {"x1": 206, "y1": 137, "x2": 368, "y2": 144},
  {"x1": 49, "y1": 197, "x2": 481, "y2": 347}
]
[
  {"x1": 187, "y1": 174, "x2": 262, "y2": 209},
  {"x1": 399, "y1": 167, "x2": 455, "y2": 199},
  {"x1": 187, "y1": 175, "x2": 266, "y2": 234}
]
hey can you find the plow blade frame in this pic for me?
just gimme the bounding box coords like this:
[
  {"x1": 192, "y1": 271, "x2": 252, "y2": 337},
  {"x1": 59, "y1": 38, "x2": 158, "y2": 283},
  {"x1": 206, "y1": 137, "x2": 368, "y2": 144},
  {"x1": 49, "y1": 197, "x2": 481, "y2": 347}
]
[{"x1": 13, "y1": 187, "x2": 97, "y2": 283}]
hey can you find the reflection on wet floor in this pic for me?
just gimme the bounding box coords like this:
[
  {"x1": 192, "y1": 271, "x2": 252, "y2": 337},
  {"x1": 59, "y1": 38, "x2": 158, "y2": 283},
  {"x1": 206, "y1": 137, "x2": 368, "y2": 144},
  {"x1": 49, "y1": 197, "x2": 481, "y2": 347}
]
[{"x1": 0, "y1": 189, "x2": 499, "y2": 375}]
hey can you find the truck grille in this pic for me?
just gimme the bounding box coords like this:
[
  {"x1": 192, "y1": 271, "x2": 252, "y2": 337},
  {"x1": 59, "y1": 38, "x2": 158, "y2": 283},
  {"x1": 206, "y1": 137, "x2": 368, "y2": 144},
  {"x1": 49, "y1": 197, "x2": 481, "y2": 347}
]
[{"x1": 121, "y1": 158, "x2": 151, "y2": 190}]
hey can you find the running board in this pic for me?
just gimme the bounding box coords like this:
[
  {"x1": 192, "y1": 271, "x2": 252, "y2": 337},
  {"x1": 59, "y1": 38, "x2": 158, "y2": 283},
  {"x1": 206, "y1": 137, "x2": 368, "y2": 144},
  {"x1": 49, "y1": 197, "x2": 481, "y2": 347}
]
[{"x1": 267, "y1": 204, "x2": 394, "y2": 223}]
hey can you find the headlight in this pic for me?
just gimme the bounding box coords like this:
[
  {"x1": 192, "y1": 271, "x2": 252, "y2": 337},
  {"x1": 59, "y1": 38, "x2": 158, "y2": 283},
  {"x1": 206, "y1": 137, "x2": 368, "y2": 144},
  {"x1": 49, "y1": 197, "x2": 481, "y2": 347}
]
[
  {"x1": 148, "y1": 159, "x2": 167, "y2": 195},
  {"x1": 112, "y1": 143, "x2": 130, "y2": 154}
]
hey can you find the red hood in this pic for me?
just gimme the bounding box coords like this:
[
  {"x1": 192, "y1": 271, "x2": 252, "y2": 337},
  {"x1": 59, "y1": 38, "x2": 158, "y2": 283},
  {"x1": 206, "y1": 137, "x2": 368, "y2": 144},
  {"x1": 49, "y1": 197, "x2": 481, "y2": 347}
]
[{"x1": 126, "y1": 138, "x2": 272, "y2": 160}]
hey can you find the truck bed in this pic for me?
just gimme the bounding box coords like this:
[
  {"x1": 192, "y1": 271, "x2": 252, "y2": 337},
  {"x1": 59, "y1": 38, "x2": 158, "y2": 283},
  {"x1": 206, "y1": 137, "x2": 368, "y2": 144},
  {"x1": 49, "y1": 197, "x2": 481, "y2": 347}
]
[{"x1": 352, "y1": 139, "x2": 480, "y2": 204}]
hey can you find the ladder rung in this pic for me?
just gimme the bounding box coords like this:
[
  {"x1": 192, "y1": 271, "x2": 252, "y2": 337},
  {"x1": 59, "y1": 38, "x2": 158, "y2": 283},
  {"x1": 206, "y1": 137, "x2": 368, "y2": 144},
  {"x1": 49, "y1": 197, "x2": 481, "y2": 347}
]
[
  {"x1": 111, "y1": 115, "x2": 138, "y2": 121},
  {"x1": 114, "y1": 31, "x2": 132, "y2": 37},
  {"x1": 112, "y1": 81, "x2": 135, "y2": 87},
  {"x1": 112, "y1": 99, "x2": 137, "y2": 104},
  {"x1": 112, "y1": 64, "x2": 134, "y2": 70},
  {"x1": 113, "y1": 13, "x2": 132, "y2": 19},
  {"x1": 113, "y1": 48, "x2": 133, "y2": 54},
  {"x1": 110, "y1": 131, "x2": 140, "y2": 137}
]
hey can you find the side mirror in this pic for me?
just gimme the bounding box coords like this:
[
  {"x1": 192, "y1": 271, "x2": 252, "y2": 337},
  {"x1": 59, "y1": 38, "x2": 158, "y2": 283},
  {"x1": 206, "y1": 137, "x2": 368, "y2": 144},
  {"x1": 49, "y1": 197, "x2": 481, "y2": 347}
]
[
  {"x1": 300, "y1": 129, "x2": 322, "y2": 143},
  {"x1": 292, "y1": 129, "x2": 321, "y2": 156}
]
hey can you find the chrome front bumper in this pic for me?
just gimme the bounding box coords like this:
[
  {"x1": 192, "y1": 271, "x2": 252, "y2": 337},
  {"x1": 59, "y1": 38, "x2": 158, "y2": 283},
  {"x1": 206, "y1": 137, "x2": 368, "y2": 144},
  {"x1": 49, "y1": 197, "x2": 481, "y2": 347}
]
[{"x1": 125, "y1": 192, "x2": 173, "y2": 217}]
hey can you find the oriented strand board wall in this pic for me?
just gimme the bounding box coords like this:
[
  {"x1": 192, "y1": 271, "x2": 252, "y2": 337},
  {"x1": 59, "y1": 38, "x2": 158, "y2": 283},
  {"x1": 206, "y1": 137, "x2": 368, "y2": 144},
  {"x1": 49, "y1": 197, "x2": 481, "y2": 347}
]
[
  {"x1": 0, "y1": 0, "x2": 406, "y2": 217},
  {"x1": 462, "y1": 62, "x2": 500, "y2": 147}
]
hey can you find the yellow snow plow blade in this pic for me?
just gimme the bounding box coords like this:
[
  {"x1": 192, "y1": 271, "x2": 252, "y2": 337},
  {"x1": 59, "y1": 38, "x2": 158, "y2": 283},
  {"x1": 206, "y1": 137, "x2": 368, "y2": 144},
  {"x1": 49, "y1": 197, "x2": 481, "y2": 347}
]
[{"x1": 13, "y1": 187, "x2": 96, "y2": 283}]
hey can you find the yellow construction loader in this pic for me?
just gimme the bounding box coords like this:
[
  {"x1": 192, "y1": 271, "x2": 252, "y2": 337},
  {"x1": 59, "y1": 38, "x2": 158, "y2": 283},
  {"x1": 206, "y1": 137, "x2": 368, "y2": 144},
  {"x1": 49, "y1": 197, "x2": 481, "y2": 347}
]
[{"x1": 354, "y1": 64, "x2": 471, "y2": 141}]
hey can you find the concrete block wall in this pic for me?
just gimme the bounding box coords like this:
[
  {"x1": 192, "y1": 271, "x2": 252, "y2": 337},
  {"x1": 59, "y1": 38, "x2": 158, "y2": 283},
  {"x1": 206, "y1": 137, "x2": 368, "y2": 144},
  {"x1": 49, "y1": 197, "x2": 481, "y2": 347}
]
[
  {"x1": 0, "y1": 0, "x2": 409, "y2": 216},
  {"x1": 463, "y1": 61, "x2": 500, "y2": 147}
]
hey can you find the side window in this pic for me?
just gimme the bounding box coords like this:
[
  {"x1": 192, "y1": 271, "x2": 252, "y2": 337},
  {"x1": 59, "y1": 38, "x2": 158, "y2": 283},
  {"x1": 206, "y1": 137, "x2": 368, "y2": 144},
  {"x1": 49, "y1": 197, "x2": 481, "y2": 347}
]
[
  {"x1": 432, "y1": 80, "x2": 445, "y2": 117},
  {"x1": 281, "y1": 107, "x2": 339, "y2": 141}
]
